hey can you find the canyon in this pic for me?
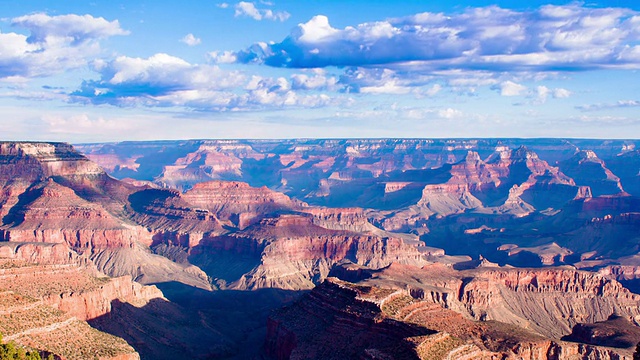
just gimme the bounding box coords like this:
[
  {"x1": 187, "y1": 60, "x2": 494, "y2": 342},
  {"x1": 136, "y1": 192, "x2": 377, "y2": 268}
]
[{"x1": 1, "y1": 139, "x2": 639, "y2": 359}]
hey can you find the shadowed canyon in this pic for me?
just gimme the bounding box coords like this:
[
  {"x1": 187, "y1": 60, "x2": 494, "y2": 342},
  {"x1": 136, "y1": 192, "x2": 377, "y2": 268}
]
[{"x1": 2, "y1": 139, "x2": 640, "y2": 359}]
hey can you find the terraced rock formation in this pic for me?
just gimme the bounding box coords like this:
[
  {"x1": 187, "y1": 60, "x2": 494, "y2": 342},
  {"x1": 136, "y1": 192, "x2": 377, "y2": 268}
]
[
  {"x1": 267, "y1": 263, "x2": 640, "y2": 359},
  {"x1": 0, "y1": 242, "x2": 162, "y2": 359}
]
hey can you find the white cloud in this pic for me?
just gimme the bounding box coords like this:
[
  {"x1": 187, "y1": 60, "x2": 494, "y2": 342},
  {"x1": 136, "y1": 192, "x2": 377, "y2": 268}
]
[
  {"x1": 438, "y1": 108, "x2": 464, "y2": 119},
  {"x1": 42, "y1": 113, "x2": 135, "y2": 134},
  {"x1": 424, "y1": 84, "x2": 442, "y2": 96},
  {"x1": 495, "y1": 81, "x2": 527, "y2": 96},
  {"x1": 217, "y1": 3, "x2": 229, "y2": 9},
  {"x1": 208, "y1": 51, "x2": 238, "y2": 64},
  {"x1": 534, "y1": 85, "x2": 570, "y2": 103},
  {"x1": 234, "y1": 1, "x2": 290, "y2": 22},
  {"x1": 71, "y1": 53, "x2": 350, "y2": 111},
  {"x1": 180, "y1": 33, "x2": 201, "y2": 46},
  {"x1": 359, "y1": 81, "x2": 411, "y2": 95},
  {"x1": 290, "y1": 69, "x2": 338, "y2": 90},
  {"x1": 230, "y1": 4, "x2": 640, "y2": 72},
  {"x1": 553, "y1": 88, "x2": 571, "y2": 98},
  {"x1": 11, "y1": 13, "x2": 128, "y2": 43},
  {"x1": 0, "y1": 13, "x2": 128, "y2": 79}
]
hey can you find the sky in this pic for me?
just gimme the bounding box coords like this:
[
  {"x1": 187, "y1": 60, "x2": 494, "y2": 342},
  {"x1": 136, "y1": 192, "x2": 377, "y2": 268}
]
[{"x1": 1, "y1": 0, "x2": 640, "y2": 142}]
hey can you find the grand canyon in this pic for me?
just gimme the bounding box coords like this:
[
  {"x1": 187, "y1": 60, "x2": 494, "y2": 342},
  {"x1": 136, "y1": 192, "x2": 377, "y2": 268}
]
[{"x1": 0, "y1": 138, "x2": 639, "y2": 359}]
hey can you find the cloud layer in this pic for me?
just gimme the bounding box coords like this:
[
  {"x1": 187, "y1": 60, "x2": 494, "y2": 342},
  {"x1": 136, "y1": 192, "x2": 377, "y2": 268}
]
[
  {"x1": 228, "y1": 5, "x2": 640, "y2": 71},
  {"x1": 72, "y1": 54, "x2": 348, "y2": 111},
  {"x1": 0, "y1": 13, "x2": 128, "y2": 79}
]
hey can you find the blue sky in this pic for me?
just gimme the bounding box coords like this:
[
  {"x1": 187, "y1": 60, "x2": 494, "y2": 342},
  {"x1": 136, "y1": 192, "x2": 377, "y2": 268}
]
[{"x1": 1, "y1": 0, "x2": 640, "y2": 141}]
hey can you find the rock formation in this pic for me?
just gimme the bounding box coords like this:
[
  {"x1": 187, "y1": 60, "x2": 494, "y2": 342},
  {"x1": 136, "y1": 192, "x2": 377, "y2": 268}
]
[
  {"x1": 3, "y1": 139, "x2": 640, "y2": 359},
  {"x1": 265, "y1": 274, "x2": 632, "y2": 359},
  {"x1": 0, "y1": 242, "x2": 162, "y2": 359}
]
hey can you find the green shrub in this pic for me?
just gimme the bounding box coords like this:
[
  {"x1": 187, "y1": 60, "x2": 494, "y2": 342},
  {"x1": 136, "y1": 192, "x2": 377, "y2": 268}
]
[{"x1": 0, "y1": 333, "x2": 52, "y2": 360}]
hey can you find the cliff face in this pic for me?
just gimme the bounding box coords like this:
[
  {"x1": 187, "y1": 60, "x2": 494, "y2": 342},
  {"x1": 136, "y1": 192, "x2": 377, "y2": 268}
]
[
  {"x1": 0, "y1": 142, "x2": 430, "y2": 293},
  {"x1": 3, "y1": 140, "x2": 640, "y2": 359},
  {"x1": 559, "y1": 150, "x2": 625, "y2": 197},
  {"x1": 182, "y1": 181, "x2": 302, "y2": 228},
  {"x1": 265, "y1": 277, "x2": 629, "y2": 360},
  {"x1": 0, "y1": 142, "x2": 104, "y2": 181},
  {"x1": 0, "y1": 241, "x2": 80, "y2": 265},
  {"x1": 0, "y1": 243, "x2": 163, "y2": 360},
  {"x1": 349, "y1": 263, "x2": 640, "y2": 344},
  {"x1": 73, "y1": 139, "x2": 640, "y2": 272},
  {"x1": 190, "y1": 213, "x2": 427, "y2": 290},
  {"x1": 44, "y1": 274, "x2": 164, "y2": 321}
]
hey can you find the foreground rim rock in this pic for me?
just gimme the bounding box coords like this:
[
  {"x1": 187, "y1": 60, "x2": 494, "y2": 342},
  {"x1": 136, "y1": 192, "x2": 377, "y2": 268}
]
[{"x1": 0, "y1": 242, "x2": 162, "y2": 360}]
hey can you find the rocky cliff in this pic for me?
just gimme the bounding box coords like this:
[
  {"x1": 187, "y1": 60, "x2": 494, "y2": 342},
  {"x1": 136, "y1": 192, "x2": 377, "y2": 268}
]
[
  {"x1": 0, "y1": 242, "x2": 163, "y2": 360},
  {"x1": 265, "y1": 276, "x2": 630, "y2": 359},
  {"x1": 189, "y1": 213, "x2": 427, "y2": 290},
  {"x1": 349, "y1": 263, "x2": 640, "y2": 343},
  {"x1": 182, "y1": 180, "x2": 303, "y2": 228},
  {"x1": 3, "y1": 139, "x2": 640, "y2": 359}
]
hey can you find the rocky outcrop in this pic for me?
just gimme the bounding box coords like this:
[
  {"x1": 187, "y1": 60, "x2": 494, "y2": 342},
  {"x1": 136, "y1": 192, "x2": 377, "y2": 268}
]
[
  {"x1": 182, "y1": 181, "x2": 302, "y2": 228},
  {"x1": 1, "y1": 180, "x2": 153, "y2": 250},
  {"x1": 191, "y1": 213, "x2": 427, "y2": 290},
  {"x1": 0, "y1": 241, "x2": 80, "y2": 265},
  {"x1": 351, "y1": 264, "x2": 640, "y2": 342},
  {"x1": 265, "y1": 277, "x2": 630, "y2": 359},
  {"x1": 44, "y1": 274, "x2": 164, "y2": 321},
  {"x1": 559, "y1": 150, "x2": 625, "y2": 197},
  {"x1": 0, "y1": 249, "x2": 162, "y2": 360},
  {"x1": 264, "y1": 278, "x2": 432, "y2": 360},
  {"x1": 90, "y1": 246, "x2": 212, "y2": 290},
  {"x1": 127, "y1": 188, "x2": 223, "y2": 233},
  {"x1": 0, "y1": 142, "x2": 104, "y2": 181},
  {"x1": 77, "y1": 139, "x2": 632, "y2": 209}
]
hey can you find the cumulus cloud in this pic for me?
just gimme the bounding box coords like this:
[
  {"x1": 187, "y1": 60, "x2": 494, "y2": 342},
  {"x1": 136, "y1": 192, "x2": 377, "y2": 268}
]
[
  {"x1": 228, "y1": 5, "x2": 640, "y2": 71},
  {"x1": 493, "y1": 81, "x2": 527, "y2": 96},
  {"x1": 339, "y1": 67, "x2": 435, "y2": 94},
  {"x1": 234, "y1": 1, "x2": 290, "y2": 22},
  {"x1": 290, "y1": 69, "x2": 338, "y2": 90},
  {"x1": 438, "y1": 108, "x2": 464, "y2": 119},
  {"x1": 180, "y1": 33, "x2": 201, "y2": 46},
  {"x1": 71, "y1": 53, "x2": 350, "y2": 111},
  {"x1": 535, "y1": 85, "x2": 572, "y2": 103},
  {"x1": 11, "y1": 13, "x2": 128, "y2": 43},
  {"x1": 208, "y1": 51, "x2": 238, "y2": 64},
  {"x1": 0, "y1": 13, "x2": 128, "y2": 79}
]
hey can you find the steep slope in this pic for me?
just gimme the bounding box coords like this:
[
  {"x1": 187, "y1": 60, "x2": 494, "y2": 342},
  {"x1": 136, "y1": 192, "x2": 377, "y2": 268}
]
[
  {"x1": 182, "y1": 180, "x2": 303, "y2": 228},
  {"x1": 350, "y1": 263, "x2": 640, "y2": 341},
  {"x1": 189, "y1": 213, "x2": 428, "y2": 290},
  {"x1": 1, "y1": 179, "x2": 151, "y2": 250},
  {"x1": 265, "y1": 275, "x2": 630, "y2": 360},
  {"x1": 559, "y1": 150, "x2": 625, "y2": 197},
  {"x1": 0, "y1": 143, "x2": 214, "y2": 291},
  {"x1": 0, "y1": 242, "x2": 163, "y2": 360},
  {"x1": 607, "y1": 150, "x2": 640, "y2": 197}
]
